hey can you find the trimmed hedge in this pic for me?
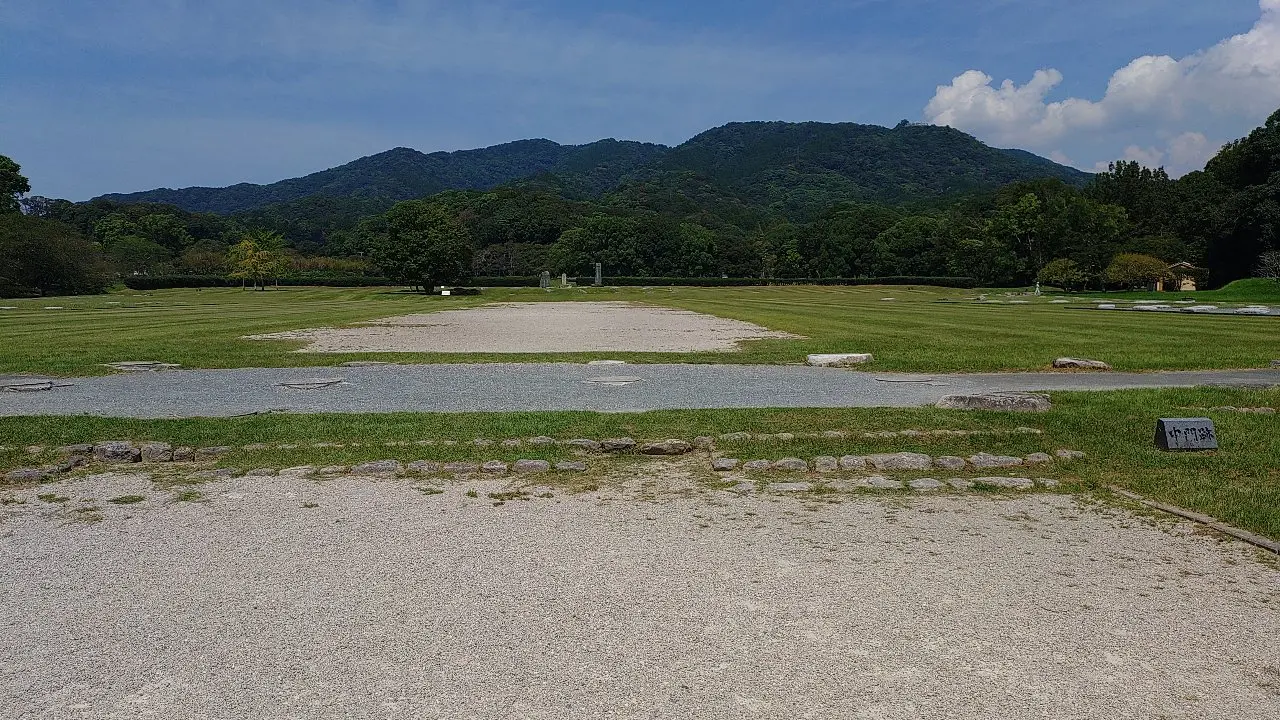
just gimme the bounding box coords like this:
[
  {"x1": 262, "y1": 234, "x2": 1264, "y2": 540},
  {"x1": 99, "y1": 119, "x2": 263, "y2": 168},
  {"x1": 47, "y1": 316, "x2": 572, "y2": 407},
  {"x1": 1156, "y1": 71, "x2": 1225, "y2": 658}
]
[
  {"x1": 563, "y1": 276, "x2": 977, "y2": 289},
  {"x1": 122, "y1": 274, "x2": 394, "y2": 290},
  {"x1": 123, "y1": 274, "x2": 978, "y2": 291},
  {"x1": 472, "y1": 276, "x2": 543, "y2": 287}
]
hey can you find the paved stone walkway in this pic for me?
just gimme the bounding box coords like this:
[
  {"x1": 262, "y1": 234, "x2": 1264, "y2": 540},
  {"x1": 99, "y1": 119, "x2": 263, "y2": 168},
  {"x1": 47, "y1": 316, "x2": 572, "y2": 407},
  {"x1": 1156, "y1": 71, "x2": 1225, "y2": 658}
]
[{"x1": 2, "y1": 365, "x2": 1277, "y2": 418}]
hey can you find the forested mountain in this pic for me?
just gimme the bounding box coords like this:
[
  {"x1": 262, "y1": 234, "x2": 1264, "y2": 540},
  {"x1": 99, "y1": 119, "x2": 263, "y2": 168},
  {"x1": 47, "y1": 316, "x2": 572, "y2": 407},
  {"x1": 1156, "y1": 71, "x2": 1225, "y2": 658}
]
[
  {"x1": 645, "y1": 122, "x2": 1090, "y2": 217},
  {"x1": 96, "y1": 122, "x2": 1086, "y2": 219},
  {"x1": 98, "y1": 139, "x2": 670, "y2": 215},
  {"x1": 11, "y1": 110, "x2": 1276, "y2": 297}
]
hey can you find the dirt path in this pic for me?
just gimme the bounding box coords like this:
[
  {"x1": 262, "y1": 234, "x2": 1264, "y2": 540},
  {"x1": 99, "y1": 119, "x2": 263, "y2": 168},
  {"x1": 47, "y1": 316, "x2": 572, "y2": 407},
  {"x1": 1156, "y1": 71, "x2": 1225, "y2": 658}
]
[
  {"x1": 2, "y1": 471, "x2": 1276, "y2": 719},
  {"x1": 247, "y1": 301, "x2": 799, "y2": 353}
]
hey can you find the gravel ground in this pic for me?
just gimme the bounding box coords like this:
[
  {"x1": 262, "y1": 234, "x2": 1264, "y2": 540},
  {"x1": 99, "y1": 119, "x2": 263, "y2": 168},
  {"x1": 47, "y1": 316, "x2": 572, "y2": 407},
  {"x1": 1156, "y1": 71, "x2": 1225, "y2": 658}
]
[
  {"x1": 2, "y1": 471, "x2": 1277, "y2": 719},
  {"x1": 2, "y1": 365, "x2": 1278, "y2": 418},
  {"x1": 246, "y1": 302, "x2": 799, "y2": 353}
]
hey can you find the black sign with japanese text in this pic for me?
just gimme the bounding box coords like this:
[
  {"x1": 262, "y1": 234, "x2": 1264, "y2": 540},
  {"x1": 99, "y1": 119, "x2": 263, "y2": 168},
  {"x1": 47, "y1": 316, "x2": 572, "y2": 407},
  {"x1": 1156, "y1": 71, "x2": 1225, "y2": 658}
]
[{"x1": 1155, "y1": 418, "x2": 1218, "y2": 451}]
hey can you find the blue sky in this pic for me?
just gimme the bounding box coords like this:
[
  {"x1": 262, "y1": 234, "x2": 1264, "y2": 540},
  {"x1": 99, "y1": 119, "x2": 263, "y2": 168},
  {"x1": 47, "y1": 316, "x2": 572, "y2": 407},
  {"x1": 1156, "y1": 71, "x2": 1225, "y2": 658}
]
[{"x1": 2, "y1": 0, "x2": 1276, "y2": 200}]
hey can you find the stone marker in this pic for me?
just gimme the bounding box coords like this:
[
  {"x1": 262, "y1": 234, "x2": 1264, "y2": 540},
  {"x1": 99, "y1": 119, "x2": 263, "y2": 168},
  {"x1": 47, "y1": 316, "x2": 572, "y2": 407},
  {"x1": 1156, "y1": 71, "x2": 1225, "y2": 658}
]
[
  {"x1": 693, "y1": 436, "x2": 716, "y2": 450},
  {"x1": 933, "y1": 456, "x2": 967, "y2": 471},
  {"x1": 772, "y1": 458, "x2": 809, "y2": 472},
  {"x1": 94, "y1": 441, "x2": 140, "y2": 463},
  {"x1": 975, "y1": 476, "x2": 1034, "y2": 490},
  {"x1": 513, "y1": 459, "x2": 551, "y2": 473},
  {"x1": 1053, "y1": 357, "x2": 1112, "y2": 370},
  {"x1": 529, "y1": 436, "x2": 557, "y2": 447},
  {"x1": 1055, "y1": 449, "x2": 1086, "y2": 460},
  {"x1": 594, "y1": 262, "x2": 603, "y2": 287},
  {"x1": 968, "y1": 453, "x2": 1025, "y2": 469},
  {"x1": 5, "y1": 468, "x2": 47, "y2": 483},
  {"x1": 1024, "y1": 452, "x2": 1054, "y2": 465},
  {"x1": 639, "y1": 439, "x2": 693, "y2": 456},
  {"x1": 481, "y1": 460, "x2": 509, "y2": 474},
  {"x1": 555, "y1": 461, "x2": 588, "y2": 472},
  {"x1": 600, "y1": 438, "x2": 637, "y2": 452},
  {"x1": 807, "y1": 353, "x2": 873, "y2": 367},
  {"x1": 443, "y1": 462, "x2": 479, "y2": 474},
  {"x1": 936, "y1": 392, "x2": 1052, "y2": 412},
  {"x1": 140, "y1": 443, "x2": 174, "y2": 463},
  {"x1": 867, "y1": 452, "x2": 933, "y2": 471},
  {"x1": 770, "y1": 481, "x2": 812, "y2": 492},
  {"x1": 910, "y1": 478, "x2": 944, "y2": 491},
  {"x1": 813, "y1": 456, "x2": 839, "y2": 473},
  {"x1": 104, "y1": 361, "x2": 181, "y2": 372},
  {"x1": 540, "y1": 271, "x2": 551, "y2": 289},
  {"x1": 839, "y1": 455, "x2": 867, "y2": 471},
  {"x1": 1155, "y1": 418, "x2": 1218, "y2": 452},
  {"x1": 742, "y1": 460, "x2": 773, "y2": 471},
  {"x1": 567, "y1": 439, "x2": 603, "y2": 452},
  {"x1": 712, "y1": 458, "x2": 741, "y2": 471},
  {"x1": 866, "y1": 476, "x2": 904, "y2": 489},
  {"x1": 351, "y1": 460, "x2": 404, "y2": 475},
  {"x1": 172, "y1": 447, "x2": 195, "y2": 462}
]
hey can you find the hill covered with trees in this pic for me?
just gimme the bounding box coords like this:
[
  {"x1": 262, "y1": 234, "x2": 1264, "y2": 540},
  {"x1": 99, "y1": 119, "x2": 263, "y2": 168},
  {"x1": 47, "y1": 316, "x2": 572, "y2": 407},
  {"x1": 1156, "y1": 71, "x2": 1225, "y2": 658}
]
[
  {"x1": 95, "y1": 122, "x2": 1089, "y2": 219},
  {"x1": 5, "y1": 109, "x2": 1278, "y2": 297}
]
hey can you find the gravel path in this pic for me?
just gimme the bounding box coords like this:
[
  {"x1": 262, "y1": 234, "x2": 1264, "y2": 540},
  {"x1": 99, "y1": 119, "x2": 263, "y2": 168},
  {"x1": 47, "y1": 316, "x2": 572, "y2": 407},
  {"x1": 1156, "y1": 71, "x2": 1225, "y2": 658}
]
[
  {"x1": 2, "y1": 365, "x2": 1278, "y2": 418},
  {"x1": 1, "y1": 472, "x2": 1277, "y2": 719},
  {"x1": 246, "y1": 301, "x2": 798, "y2": 353}
]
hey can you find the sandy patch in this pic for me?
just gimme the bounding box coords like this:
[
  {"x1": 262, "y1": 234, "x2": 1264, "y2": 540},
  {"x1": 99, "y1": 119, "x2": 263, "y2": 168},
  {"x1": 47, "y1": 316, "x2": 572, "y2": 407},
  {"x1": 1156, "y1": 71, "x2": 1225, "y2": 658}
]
[
  {"x1": 2, "y1": 471, "x2": 1277, "y2": 718},
  {"x1": 246, "y1": 301, "x2": 799, "y2": 353}
]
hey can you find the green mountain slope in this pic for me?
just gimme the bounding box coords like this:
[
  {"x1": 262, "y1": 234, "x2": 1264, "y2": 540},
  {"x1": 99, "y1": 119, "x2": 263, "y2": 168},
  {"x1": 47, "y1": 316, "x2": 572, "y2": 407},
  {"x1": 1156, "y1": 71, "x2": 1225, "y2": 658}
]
[
  {"x1": 100, "y1": 140, "x2": 670, "y2": 214},
  {"x1": 647, "y1": 121, "x2": 1090, "y2": 217},
  {"x1": 96, "y1": 121, "x2": 1089, "y2": 218}
]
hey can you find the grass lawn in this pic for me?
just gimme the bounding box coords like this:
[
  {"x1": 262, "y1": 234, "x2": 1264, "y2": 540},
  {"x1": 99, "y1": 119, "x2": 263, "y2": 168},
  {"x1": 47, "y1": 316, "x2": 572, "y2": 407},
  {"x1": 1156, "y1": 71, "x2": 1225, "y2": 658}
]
[
  {"x1": 3, "y1": 386, "x2": 1278, "y2": 541},
  {"x1": 1, "y1": 283, "x2": 1278, "y2": 376}
]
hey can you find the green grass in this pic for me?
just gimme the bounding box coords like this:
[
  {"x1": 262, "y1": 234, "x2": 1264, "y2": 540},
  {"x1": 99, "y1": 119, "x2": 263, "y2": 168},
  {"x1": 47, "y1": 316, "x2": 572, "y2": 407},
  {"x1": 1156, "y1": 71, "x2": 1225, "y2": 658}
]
[
  {"x1": 3, "y1": 386, "x2": 1278, "y2": 540},
  {"x1": 1, "y1": 284, "x2": 1278, "y2": 376}
]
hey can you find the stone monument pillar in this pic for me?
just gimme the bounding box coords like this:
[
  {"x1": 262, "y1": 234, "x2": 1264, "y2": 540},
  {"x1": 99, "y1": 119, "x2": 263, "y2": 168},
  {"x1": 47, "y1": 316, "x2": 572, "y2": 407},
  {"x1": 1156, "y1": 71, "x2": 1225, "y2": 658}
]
[{"x1": 594, "y1": 263, "x2": 602, "y2": 287}]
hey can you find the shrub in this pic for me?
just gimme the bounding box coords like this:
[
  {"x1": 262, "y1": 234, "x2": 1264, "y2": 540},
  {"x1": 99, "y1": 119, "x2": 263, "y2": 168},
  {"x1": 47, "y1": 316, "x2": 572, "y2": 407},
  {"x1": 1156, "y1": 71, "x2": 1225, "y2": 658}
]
[
  {"x1": 1104, "y1": 253, "x2": 1170, "y2": 289},
  {"x1": 1036, "y1": 259, "x2": 1088, "y2": 291}
]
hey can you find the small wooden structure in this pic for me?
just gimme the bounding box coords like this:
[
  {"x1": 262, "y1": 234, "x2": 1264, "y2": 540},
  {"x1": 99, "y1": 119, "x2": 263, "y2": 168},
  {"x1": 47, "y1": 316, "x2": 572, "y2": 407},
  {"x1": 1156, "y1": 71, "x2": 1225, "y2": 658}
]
[{"x1": 1156, "y1": 262, "x2": 1203, "y2": 292}]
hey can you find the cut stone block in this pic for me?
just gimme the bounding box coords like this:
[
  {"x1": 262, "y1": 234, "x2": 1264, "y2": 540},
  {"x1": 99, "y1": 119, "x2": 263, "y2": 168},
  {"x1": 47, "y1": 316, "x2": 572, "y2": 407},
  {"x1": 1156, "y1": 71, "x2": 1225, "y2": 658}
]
[{"x1": 807, "y1": 353, "x2": 873, "y2": 367}]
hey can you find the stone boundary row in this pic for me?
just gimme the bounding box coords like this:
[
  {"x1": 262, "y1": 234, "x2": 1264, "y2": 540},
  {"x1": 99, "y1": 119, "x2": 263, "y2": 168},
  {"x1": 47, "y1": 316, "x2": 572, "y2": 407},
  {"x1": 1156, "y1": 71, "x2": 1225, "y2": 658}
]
[
  {"x1": 737, "y1": 477, "x2": 1061, "y2": 493},
  {"x1": 4, "y1": 457, "x2": 594, "y2": 484},
  {"x1": 0, "y1": 427, "x2": 1045, "y2": 458},
  {"x1": 711, "y1": 450, "x2": 1085, "y2": 473}
]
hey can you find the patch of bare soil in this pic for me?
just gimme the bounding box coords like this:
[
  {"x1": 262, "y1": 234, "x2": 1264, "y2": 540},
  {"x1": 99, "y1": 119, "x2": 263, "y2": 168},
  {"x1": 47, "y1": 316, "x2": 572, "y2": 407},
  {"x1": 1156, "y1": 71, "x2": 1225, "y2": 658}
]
[{"x1": 246, "y1": 301, "x2": 799, "y2": 353}]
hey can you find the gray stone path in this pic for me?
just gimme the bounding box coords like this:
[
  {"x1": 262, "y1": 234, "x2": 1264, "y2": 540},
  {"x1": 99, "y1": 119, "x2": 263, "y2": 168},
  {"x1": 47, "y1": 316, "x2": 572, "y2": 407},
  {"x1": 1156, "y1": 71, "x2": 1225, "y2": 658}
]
[{"x1": 2, "y1": 365, "x2": 1278, "y2": 418}]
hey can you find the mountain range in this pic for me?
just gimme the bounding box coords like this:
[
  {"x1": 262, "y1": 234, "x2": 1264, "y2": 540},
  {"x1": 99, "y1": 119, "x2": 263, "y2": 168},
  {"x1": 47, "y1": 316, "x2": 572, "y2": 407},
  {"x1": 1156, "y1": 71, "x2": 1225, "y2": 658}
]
[{"x1": 98, "y1": 121, "x2": 1091, "y2": 219}]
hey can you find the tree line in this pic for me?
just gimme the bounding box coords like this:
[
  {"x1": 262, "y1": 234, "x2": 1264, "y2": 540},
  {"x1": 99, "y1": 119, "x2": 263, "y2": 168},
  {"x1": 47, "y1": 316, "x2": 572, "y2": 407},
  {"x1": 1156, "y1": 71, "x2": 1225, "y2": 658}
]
[{"x1": 3, "y1": 107, "x2": 1278, "y2": 296}]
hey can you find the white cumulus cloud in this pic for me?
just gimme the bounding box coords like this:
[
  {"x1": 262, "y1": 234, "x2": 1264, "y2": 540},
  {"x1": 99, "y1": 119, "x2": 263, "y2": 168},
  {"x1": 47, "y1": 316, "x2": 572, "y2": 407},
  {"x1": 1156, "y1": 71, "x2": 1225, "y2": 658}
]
[{"x1": 925, "y1": 0, "x2": 1280, "y2": 176}]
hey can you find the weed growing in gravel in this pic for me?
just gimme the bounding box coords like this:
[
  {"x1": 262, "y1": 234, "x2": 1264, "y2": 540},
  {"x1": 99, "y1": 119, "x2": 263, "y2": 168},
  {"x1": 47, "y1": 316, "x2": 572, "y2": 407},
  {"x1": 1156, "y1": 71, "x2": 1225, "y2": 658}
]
[
  {"x1": 414, "y1": 486, "x2": 444, "y2": 496},
  {"x1": 173, "y1": 489, "x2": 204, "y2": 502},
  {"x1": 37, "y1": 494, "x2": 69, "y2": 503},
  {"x1": 465, "y1": 489, "x2": 478, "y2": 498},
  {"x1": 301, "y1": 502, "x2": 319, "y2": 508},
  {"x1": 108, "y1": 495, "x2": 145, "y2": 505},
  {"x1": 1, "y1": 496, "x2": 24, "y2": 505}
]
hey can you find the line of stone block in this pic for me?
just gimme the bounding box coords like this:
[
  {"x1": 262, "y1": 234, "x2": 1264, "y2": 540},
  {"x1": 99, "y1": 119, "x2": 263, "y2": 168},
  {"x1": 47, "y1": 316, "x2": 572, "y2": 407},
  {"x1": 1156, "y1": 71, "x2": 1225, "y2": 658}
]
[
  {"x1": 734, "y1": 476, "x2": 1061, "y2": 494},
  {"x1": 711, "y1": 450, "x2": 1085, "y2": 473}
]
